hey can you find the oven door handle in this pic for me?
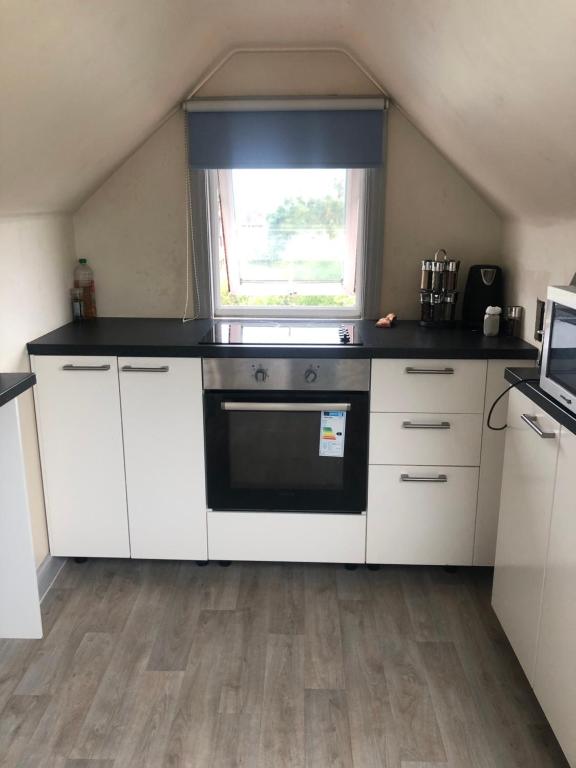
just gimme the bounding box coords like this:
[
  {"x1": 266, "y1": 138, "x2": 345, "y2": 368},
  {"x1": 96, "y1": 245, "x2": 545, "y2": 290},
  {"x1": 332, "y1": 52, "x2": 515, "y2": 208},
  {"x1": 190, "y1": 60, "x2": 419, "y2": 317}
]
[{"x1": 221, "y1": 402, "x2": 351, "y2": 412}]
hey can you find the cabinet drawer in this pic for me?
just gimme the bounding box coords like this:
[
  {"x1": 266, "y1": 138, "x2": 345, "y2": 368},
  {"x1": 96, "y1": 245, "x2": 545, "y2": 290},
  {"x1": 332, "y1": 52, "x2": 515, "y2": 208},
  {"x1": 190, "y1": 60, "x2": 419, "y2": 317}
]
[
  {"x1": 371, "y1": 359, "x2": 487, "y2": 413},
  {"x1": 208, "y1": 511, "x2": 366, "y2": 563},
  {"x1": 366, "y1": 465, "x2": 478, "y2": 565},
  {"x1": 369, "y1": 413, "x2": 482, "y2": 466}
]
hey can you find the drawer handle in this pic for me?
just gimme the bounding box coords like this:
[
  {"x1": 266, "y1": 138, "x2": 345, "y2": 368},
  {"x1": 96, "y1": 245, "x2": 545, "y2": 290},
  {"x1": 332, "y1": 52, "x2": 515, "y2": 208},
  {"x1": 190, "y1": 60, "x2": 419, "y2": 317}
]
[
  {"x1": 400, "y1": 473, "x2": 448, "y2": 483},
  {"x1": 121, "y1": 365, "x2": 170, "y2": 373},
  {"x1": 62, "y1": 364, "x2": 111, "y2": 371},
  {"x1": 402, "y1": 420, "x2": 451, "y2": 430},
  {"x1": 405, "y1": 367, "x2": 455, "y2": 375},
  {"x1": 521, "y1": 414, "x2": 556, "y2": 439}
]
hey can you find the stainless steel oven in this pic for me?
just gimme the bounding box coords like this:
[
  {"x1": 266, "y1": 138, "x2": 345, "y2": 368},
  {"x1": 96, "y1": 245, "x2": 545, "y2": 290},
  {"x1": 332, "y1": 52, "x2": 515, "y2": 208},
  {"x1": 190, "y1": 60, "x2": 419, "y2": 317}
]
[
  {"x1": 540, "y1": 285, "x2": 576, "y2": 415},
  {"x1": 202, "y1": 358, "x2": 370, "y2": 513}
]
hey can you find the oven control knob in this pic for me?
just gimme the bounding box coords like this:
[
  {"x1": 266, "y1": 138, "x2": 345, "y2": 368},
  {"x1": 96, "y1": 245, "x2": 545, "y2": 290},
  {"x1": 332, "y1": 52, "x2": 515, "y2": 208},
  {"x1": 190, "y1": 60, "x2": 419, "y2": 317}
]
[
  {"x1": 304, "y1": 368, "x2": 318, "y2": 384},
  {"x1": 254, "y1": 367, "x2": 268, "y2": 383}
]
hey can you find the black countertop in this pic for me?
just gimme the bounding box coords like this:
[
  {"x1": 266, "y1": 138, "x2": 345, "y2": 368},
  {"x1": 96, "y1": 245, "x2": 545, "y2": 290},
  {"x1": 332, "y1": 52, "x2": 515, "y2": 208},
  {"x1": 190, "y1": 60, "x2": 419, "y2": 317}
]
[
  {"x1": 505, "y1": 367, "x2": 576, "y2": 436},
  {"x1": 0, "y1": 373, "x2": 36, "y2": 408},
  {"x1": 27, "y1": 318, "x2": 538, "y2": 360}
]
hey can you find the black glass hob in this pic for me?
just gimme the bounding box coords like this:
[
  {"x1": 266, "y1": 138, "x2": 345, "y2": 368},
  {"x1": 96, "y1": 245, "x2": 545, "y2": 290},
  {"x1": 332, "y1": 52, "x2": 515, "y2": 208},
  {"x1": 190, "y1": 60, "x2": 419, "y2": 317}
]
[{"x1": 199, "y1": 322, "x2": 362, "y2": 346}]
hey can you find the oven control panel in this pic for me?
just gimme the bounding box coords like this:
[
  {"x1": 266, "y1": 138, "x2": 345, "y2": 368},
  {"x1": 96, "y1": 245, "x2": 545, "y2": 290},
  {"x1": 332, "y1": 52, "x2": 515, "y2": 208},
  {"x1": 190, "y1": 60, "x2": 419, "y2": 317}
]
[{"x1": 202, "y1": 358, "x2": 371, "y2": 392}]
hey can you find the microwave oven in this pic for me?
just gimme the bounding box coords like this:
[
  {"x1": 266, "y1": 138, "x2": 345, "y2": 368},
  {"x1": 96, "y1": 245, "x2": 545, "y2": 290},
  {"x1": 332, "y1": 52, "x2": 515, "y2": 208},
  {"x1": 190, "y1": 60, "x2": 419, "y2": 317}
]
[{"x1": 540, "y1": 285, "x2": 576, "y2": 415}]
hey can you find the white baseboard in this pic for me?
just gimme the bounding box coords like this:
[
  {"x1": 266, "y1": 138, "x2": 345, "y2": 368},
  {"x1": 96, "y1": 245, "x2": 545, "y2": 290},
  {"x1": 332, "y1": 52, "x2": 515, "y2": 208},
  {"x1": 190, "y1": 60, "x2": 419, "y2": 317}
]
[{"x1": 36, "y1": 555, "x2": 66, "y2": 602}]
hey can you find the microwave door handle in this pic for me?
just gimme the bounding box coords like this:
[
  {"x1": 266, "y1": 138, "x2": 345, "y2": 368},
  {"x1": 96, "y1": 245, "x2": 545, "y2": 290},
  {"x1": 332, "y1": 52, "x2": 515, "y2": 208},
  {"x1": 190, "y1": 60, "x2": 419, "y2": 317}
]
[{"x1": 221, "y1": 402, "x2": 351, "y2": 412}]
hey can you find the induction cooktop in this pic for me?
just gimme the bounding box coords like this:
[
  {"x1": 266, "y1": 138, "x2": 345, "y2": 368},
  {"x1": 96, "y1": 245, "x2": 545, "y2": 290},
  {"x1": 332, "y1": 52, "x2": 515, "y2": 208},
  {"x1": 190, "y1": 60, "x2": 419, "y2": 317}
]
[{"x1": 199, "y1": 322, "x2": 362, "y2": 346}]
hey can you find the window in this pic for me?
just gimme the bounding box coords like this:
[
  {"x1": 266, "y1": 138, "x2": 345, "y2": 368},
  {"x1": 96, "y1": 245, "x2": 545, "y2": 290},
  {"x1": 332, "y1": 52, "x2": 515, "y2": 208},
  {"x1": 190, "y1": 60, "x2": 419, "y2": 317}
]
[{"x1": 209, "y1": 168, "x2": 366, "y2": 317}]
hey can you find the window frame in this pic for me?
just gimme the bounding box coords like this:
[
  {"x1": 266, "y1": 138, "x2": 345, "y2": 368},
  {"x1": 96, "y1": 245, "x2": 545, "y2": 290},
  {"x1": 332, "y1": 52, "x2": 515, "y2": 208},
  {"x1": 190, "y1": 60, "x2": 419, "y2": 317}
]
[{"x1": 207, "y1": 168, "x2": 367, "y2": 319}]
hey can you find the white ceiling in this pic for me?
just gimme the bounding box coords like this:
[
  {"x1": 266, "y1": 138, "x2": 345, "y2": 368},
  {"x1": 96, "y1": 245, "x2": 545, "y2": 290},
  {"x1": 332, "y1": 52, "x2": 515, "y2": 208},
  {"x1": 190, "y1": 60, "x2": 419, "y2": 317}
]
[{"x1": 1, "y1": 0, "x2": 575, "y2": 219}]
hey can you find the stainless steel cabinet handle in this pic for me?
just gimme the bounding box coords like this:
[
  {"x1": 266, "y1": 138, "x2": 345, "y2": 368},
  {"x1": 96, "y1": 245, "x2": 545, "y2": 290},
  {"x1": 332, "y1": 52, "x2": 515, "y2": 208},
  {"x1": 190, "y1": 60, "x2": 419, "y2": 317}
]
[
  {"x1": 221, "y1": 402, "x2": 351, "y2": 412},
  {"x1": 121, "y1": 365, "x2": 170, "y2": 373},
  {"x1": 62, "y1": 364, "x2": 111, "y2": 371},
  {"x1": 402, "y1": 421, "x2": 451, "y2": 429},
  {"x1": 521, "y1": 414, "x2": 556, "y2": 439},
  {"x1": 405, "y1": 366, "x2": 455, "y2": 375},
  {"x1": 400, "y1": 473, "x2": 448, "y2": 483}
]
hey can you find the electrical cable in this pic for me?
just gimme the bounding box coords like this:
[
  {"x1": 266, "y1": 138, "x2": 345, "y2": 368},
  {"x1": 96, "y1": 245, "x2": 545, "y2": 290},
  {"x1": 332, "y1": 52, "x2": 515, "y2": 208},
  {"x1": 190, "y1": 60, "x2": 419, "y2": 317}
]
[{"x1": 486, "y1": 378, "x2": 540, "y2": 430}]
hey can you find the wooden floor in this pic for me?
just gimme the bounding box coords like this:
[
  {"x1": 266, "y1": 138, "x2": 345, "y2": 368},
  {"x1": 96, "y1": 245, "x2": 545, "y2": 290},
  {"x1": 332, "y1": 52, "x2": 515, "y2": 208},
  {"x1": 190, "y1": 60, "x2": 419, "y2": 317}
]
[{"x1": 0, "y1": 560, "x2": 569, "y2": 768}]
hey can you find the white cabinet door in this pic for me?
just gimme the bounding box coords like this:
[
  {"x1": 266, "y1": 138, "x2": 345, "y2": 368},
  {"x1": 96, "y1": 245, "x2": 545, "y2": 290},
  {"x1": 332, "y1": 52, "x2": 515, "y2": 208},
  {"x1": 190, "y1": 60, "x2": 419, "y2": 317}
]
[
  {"x1": 0, "y1": 399, "x2": 42, "y2": 638},
  {"x1": 119, "y1": 358, "x2": 207, "y2": 560},
  {"x1": 534, "y1": 427, "x2": 576, "y2": 767},
  {"x1": 366, "y1": 465, "x2": 479, "y2": 565},
  {"x1": 31, "y1": 355, "x2": 129, "y2": 558},
  {"x1": 492, "y1": 388, "x2": 559, "y2": 683},
  {"x1": 474, "y1": 359, "x2": 529, "y2": 565}
]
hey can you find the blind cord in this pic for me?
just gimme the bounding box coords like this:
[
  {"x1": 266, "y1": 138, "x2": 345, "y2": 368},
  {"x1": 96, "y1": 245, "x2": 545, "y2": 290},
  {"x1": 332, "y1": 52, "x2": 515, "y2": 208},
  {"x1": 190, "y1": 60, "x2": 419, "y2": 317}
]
[{"x1": 486, "y1": 378, "x2": 541, "y2": 431}]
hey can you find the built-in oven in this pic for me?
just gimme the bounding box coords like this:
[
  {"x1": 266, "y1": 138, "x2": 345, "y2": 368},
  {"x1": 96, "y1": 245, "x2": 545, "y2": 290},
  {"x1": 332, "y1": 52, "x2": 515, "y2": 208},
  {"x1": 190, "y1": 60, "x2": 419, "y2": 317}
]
[
  {"x1": 540, "y1": 285, "x2": 576, "y2": 415},
  {"x1": 203, "y1": 358, "x2": 370, "y2": 513}
]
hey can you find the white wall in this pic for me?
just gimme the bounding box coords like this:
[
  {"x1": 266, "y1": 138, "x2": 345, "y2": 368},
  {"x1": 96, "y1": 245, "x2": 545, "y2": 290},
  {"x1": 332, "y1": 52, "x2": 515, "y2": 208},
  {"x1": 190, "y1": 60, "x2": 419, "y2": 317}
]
[
  {"x1": 0, "y1": 214, "x2": 75, "y2": 566},
  {"x1": 74, "y1": 51, "x2": 502, "y2": 319},
  {"x1": 503, "y1": 219, "x2": 576, "y2": 342},
  {"x1": 382, "y1": 107, "x2": 502, "y2": 319},
  {"x1": 74, "y1": 113, "x2": 188, "y2": 318}
]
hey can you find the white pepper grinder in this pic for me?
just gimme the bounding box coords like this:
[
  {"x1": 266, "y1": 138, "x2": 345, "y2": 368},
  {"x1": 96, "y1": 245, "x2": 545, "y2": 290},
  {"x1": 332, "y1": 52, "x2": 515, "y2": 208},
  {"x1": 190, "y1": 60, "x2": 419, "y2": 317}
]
[{"x1": 483, "y1": 305, "x2": 501, "y2": 336}]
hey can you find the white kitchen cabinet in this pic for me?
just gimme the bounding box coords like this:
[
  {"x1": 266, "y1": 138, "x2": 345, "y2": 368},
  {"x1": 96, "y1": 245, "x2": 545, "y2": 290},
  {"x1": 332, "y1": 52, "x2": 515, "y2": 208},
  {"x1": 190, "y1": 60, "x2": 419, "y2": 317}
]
[
  {"x1": 366, "y1": 465, "x2": 479, "y2": 565},
  {"x1": 474, "y1": 359, "x2": 529, "y2": 565},
  {"x1": 118, "y1": 357, "x2": 207, "y2": 560},
  {"x1": 370, "y1": 358, "x2": 486, "y2": 413},
  {"x1": 369, "y1": 412, "x2": 482, "y2": 466},
  {"x1": 534, "y1": 427, "x2": 576, "y2": 767},
  {"x1": 0, "y1": 396, "x2": 42, "y2": 638},
  {"x1": 492, "y1": 388, "x2": 560, "y2": 682},
  {"x1": 31, "y1": 355, "x2": 130, "y2": 558}
]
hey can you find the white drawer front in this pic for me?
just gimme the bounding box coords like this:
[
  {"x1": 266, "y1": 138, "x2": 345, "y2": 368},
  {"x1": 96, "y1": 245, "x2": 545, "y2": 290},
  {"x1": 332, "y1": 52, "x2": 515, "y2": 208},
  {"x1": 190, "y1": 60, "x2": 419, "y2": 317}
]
[
  {"x1": 369, "y1": 413, "x2": 482, "y2": 466},
  {"x1": 366, "y1": 465, "x2": 478, "y2": 565},
  {"x1": 208, "y1": 512, "x2": 366, "y2": 563},
  {"x1": 371, "y1": 359, "x2": 487, "y2": 413}
]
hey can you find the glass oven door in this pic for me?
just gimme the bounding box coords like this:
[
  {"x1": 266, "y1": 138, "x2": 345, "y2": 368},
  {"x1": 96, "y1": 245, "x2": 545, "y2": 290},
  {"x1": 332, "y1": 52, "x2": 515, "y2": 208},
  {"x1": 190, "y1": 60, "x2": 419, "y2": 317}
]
[{"x1": 204, "y1": 390, "x2": 369, "y2": 512}]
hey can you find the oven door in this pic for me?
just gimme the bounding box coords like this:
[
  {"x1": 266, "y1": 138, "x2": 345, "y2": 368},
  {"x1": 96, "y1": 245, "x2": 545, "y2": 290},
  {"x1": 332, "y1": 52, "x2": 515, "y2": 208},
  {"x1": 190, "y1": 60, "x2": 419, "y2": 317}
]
[{"x1": 204, "y1": 390, "x2": 369, "y2": 512}]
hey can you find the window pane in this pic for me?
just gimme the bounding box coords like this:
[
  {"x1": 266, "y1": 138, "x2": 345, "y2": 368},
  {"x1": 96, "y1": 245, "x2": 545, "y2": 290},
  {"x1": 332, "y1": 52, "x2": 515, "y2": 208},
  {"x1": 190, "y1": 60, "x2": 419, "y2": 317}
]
[{"x1": 215, "y1": 169, "x2": 363, "y2": 311}]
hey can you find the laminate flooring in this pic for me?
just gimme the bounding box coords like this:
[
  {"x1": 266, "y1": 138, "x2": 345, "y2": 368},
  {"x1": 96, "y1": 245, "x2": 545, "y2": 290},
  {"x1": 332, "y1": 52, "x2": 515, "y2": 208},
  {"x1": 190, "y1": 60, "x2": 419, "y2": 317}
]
[{"x1": 0, "y1": 560, "x2": 569, "y2": 767}]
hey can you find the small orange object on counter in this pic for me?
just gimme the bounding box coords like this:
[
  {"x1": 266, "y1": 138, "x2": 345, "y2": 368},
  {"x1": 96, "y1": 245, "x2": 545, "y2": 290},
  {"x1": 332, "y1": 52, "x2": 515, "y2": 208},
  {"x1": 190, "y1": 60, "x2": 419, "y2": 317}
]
[{"x1": 375, "y1": 313, "x2": 397, "y2": 328}]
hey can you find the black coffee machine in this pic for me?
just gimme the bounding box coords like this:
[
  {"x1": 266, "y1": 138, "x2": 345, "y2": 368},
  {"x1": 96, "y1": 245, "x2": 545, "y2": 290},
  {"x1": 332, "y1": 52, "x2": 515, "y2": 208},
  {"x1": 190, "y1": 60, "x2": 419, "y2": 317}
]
[{"x1": 462, "y1": 265, "x2": 504, "y2": 328}]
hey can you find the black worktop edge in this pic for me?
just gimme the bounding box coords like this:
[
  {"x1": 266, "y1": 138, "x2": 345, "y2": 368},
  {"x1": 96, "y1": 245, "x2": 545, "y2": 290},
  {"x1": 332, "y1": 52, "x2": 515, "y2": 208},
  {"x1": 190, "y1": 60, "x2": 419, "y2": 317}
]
[
  {"x1": 505, "y1": 367, "x2": 576, "y2": 436},
  {"x1": 26, "y1": 343, "x2": 537, "y2": 360},
  {"x1": 0, "y1": 373, "x2": 36, "y2": 408}
]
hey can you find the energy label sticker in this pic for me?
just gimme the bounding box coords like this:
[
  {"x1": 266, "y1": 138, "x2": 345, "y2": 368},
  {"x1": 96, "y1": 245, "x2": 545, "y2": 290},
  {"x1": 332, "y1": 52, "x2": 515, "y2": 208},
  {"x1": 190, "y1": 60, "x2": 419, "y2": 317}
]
[{"x1": 319, "y1": 410, "x2": 346, "y2": 458}]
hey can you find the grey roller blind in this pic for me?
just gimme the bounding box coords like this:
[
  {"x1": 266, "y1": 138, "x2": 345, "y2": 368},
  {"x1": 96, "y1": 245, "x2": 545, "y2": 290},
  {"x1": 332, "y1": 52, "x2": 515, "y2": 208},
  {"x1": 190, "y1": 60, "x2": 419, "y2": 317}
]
[
  {"x1": 184, "y1": 98, "x2": 386, "y2": 169},
  {"x1": 361, "y1": 167, "x2": 387, "y2": 319}
]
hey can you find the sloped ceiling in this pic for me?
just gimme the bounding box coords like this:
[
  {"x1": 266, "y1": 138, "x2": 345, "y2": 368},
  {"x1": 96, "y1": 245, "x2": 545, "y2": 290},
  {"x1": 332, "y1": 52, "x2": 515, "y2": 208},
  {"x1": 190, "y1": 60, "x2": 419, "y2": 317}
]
[{"x1": 1, "y1": 0, "x2": 575, "y2": 219}]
